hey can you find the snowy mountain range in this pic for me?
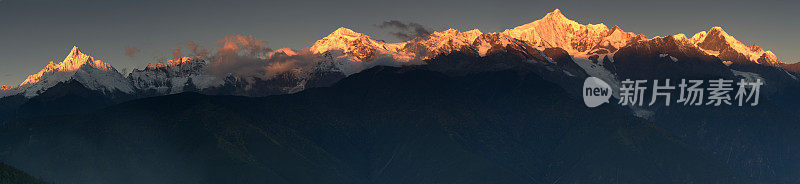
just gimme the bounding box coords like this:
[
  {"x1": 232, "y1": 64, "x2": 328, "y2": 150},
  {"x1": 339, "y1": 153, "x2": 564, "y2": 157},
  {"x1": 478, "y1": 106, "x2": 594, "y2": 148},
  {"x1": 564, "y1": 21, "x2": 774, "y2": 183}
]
[
  {"x1": 0, "y1": 9, "x2": 796, "y2": 104},
  {"x1": 308, "y1": 9, "x2": 783, "y2": 65},
  {"x1": 127, "y1": 57, "x2": 220, "y2": 96}
]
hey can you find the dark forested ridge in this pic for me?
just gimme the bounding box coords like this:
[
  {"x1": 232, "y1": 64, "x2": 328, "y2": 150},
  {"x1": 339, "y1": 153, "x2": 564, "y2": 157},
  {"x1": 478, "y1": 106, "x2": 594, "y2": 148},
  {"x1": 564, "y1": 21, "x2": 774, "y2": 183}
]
[
  {"x1": 0, "y1": 162, "x2": 47, "y2": 184},
  {"x1": 0, "y1": 65, "x2": 750, "y2": 183}
]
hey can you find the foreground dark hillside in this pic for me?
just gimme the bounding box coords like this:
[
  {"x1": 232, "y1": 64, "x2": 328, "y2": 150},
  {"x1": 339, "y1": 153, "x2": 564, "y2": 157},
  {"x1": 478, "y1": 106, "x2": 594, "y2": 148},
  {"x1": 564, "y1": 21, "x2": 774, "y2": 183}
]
[
  {"x1": 0, "y1": 162, "x2": 47, "y2": 184},
  {"x1": 0, "y1": 65, "x2": 747, "y2": 183}
]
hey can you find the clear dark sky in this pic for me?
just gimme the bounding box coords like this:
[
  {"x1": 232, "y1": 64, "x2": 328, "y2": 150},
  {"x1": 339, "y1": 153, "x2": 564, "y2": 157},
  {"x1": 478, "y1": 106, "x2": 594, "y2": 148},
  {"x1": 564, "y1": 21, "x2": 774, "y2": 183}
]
[{"x1": 0, "y1": 0, "x2": 797, "y2": 86}]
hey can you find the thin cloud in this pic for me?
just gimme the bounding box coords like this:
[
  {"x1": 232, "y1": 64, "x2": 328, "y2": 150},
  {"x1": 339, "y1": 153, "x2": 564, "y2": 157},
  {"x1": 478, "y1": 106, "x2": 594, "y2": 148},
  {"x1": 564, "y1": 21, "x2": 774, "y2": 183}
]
[
  {"x1": 167, "y1": 41, "x2": 210, "y2": 61},
  {"x1": 124, "y1": 46, "x2": 140, "y2": 58},
  {"x1": 376, "y1": 20, "x2": 433, "y2": 41},
  {"x1": 209, "y1": 35, "x2": 273, "y2": 79},
  {"x1": 172, "y1": 47, "x2": 183, "y2": 60},
  {"x1": 185, "y1": 41, "x2": 208, "y2": 57}
]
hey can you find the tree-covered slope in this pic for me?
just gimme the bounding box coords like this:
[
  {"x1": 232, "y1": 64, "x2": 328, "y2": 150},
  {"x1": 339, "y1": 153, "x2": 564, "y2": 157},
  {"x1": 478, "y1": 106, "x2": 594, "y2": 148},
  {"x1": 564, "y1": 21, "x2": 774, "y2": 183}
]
[{"x1": 0, "y1": 66, "x2": 749, "y2": 183}]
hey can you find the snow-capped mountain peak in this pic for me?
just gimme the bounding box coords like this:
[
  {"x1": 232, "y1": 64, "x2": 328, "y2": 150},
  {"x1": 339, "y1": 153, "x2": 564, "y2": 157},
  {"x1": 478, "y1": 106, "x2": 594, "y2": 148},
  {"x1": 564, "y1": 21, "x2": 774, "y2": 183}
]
[
  {"x1": 540, "y1": 9, "x2": 572, "y2": 24},
  {"x1": 310, "y1": 27, "x2": 412, "y2": 61},
  {"x1": 692, "y1": 26, "x2": 781, "y2": 65},
  {"x1": 310, "y1": 27, "x2": 371, "y2": 54},
  {"x1": 501, "y1": 9, "x2": 639, "y2": 55},
  {"x1": 20, "y1": 46, "x2": 113, "y2": 86},
  {"x1": 330, "y1": 27, "x2": 363, "y2": 39},
  {"x1": 7, "y1": 46, "x2": 134, "y2": 98}
]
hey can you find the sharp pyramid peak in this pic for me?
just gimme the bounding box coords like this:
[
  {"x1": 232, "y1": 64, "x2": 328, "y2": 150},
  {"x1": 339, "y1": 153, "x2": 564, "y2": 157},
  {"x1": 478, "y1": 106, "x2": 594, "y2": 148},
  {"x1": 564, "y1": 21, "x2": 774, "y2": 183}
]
[
  {"x1": 68, "y1": 46, "x2": 81, "y2": 56},
  {"x1": 547, "y1": 9, "x2": 562, "y2": 15},
  {"x1": 709, "y1": 26, "x2": 727, "y2": 34},
  {"x1": 527, "y1": 8, "x2": 581, "y2": 28},
  {"x1": 543, "y1": 9, "x2": 569, "y2": 21},
  {"x1": 19, "y1": 46, "x2": 115, "y2": 87},
  {"x1": 707, "y1": 26, "x2": 742, "y2": 41},
  {"x1": 696, "y1": 26, "x2": 779, "y2": 63},
  {"x1": 64, "y1": 46, "x2": 93, "y2": 61},
  {"x1": 705, "y1": 26, "x2": 743, "y2": 44},
  {"x1": 61, "y1": 46, "x2": 112, "y2": 70},
  {"x1": 328, "y1": 27, "x2": 363, "y2": 37},
  {"x1": 65, "y1": 45, "x2": 91, "y2": 59}
]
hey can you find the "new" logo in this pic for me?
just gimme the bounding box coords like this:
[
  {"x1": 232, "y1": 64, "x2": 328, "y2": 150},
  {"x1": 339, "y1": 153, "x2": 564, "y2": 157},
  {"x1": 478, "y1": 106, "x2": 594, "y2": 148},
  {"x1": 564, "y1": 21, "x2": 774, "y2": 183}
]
[{"x1": 583, "y1": 77, "x2": 612, "y2": 108}]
